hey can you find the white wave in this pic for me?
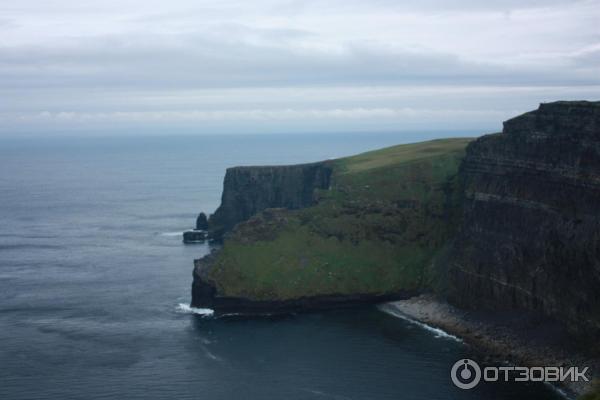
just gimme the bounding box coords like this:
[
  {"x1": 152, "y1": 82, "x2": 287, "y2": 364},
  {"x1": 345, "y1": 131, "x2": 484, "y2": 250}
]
[
  {"x1": 543, "y1": 382, "x2": 573, "y2": 400},
  {"x1": 177, "y1": 303, "x2": 214, "y2": 316},
  {"x1": 378, "y1": 303, "x2": 462, "y2": 343},
  {"x1": 301, "y1": 388, "x2": 352, "y2": 400},
  {"x1": 160, "y1": 231, "x2": 184, "y2": 237},
  {"x1": 203, "y1": 349, "x2": 222, "y2": 361}
]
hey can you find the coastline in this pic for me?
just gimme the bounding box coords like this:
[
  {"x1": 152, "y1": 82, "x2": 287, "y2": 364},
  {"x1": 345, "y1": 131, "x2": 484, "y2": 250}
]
[{"x1": 380, "y1": 295, "x2": 598, "y2": 397}]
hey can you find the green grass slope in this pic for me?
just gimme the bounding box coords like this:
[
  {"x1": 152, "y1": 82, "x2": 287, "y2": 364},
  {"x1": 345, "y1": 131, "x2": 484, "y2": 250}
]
[{"x1": 207, "y1": 138, "x2": 473, "y2": 301}]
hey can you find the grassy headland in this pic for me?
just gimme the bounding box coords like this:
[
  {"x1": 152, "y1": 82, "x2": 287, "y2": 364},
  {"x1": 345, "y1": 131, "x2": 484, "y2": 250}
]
[{"x1": 206, "y1": 138, "x2": 473, "y2": 300}]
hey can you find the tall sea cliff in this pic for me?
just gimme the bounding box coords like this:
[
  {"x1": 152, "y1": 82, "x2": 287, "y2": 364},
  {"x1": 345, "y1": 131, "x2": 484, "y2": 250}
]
[
  {"x1": 192, "y1": 100, "x2": 600, "y2": 347},
  {"x1": 448, "y1": 101, "x2": 600, "y2": 343}
]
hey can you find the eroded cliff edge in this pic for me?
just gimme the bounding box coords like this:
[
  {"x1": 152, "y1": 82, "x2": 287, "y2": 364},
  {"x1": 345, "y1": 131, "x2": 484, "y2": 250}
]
[
  {"x1": 448, "y1": 101, "x2": 600, "y2": 345},
  {"x1": 208, "y1": 163, "x2": 333, "y2": 239}
]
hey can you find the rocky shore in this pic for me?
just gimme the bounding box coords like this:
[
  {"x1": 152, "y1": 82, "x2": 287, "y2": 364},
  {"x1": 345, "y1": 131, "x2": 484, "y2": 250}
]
[{"x1": 381, "y1": 294, "x2": 598, "y2": 397}]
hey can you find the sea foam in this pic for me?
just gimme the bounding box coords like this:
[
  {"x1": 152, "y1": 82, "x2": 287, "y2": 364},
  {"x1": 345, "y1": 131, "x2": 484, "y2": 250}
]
[
  {"x1": 378, "y1": 303, "x2": 462, "y2": 342},
  {"x1": 177, "y1": 303, "x2": 214, "y2": 316},
  {"x1": 160, "y1": 232, "x2": 184, "y2": 237}
]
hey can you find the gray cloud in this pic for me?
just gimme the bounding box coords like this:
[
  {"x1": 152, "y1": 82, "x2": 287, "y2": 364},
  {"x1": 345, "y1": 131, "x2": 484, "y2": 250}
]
[
  {"x1": 270, "y1": 0, "x2": 591, "y2": 14},
  {"x1": 1, "y1": 30, "x2": 597, "y2": 91},
  {"x1": 1, "y1": 0, "x2": 599, "y2": 136}
]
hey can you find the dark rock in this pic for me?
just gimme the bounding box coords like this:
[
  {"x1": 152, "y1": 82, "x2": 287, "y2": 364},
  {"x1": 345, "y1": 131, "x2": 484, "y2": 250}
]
[
  {"x1": 191, "y1": 256, "x2": 218, "y2": 307},
  {"x1": 448, "y1": 101, "x2": 600, "y2": 345},
  {"x1": 196, "y1": 212, "x2": 208, "y2": 230},
  {"x1": 183, "y1": 230, "x2": 207, "y2": 243},
  {"x1": 191, "y1": 289, "x2": 416, "y2": 315},
  {"x1": 207, "y1": 162, "x2": 333, "y2": 239}
]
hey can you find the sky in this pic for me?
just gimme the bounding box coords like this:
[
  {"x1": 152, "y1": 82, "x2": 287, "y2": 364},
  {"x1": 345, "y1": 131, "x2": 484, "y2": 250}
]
[{"x1": 1, "y1": 0, "x2": 599, "y2": 136}]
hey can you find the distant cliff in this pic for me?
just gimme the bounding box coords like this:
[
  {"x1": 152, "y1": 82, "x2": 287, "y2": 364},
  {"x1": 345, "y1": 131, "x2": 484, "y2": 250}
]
[
  {"x1": 448, "y1": 101, "x2": 600, "y2": 343},
  {"x1": 208, "y1": 163, "x2": 333, "y2": 239}
]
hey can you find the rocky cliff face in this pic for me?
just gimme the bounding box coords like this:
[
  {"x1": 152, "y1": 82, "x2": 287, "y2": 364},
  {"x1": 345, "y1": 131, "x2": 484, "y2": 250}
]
[
  {"x1": 208, "y1": 162, "x2": 333, "y2": 238},
  {"x1": 448, "y1": 101, "x2": 600, "y2": 343},
  {"x1": 190, "y1": 101, "x2": 600, "y2": 345}
]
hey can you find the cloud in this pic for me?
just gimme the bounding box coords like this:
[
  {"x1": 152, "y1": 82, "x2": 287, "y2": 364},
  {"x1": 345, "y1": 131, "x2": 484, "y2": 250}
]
[
  {"x1": 3, "y1": 85, "x2": 598, "y2": 135},
  {"x1": 0, "y1": 0, "x2": 599, "y2": 135},
  {"x1": 0, "y1": 106, "x2": 513, "y2": 136},
  {"x1": 6, "y1": 107, "x2": 508, "y2": 122},
  {"x1": 1, "y1": 29, "x2": 597, "y2": 91}
]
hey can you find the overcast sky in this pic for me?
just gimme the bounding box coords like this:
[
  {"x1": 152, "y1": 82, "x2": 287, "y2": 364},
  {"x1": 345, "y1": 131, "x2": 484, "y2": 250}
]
[{"x1": 1, "y1": 0, "x2": 599, "y2": 136}]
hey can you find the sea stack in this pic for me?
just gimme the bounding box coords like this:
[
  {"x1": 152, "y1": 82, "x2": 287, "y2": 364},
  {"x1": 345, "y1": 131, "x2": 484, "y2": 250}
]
[
  {"x1": 196, "y1": 212, "x2": 208, "y2": 230},
  {"x1": 183, "y1": 212, "x2": 209, "y2": 243}
]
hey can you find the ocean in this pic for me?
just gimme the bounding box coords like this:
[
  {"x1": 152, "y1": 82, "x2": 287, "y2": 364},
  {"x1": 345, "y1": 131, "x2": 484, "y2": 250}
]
[{"x1": 0, "y1": 133, "x2": 563, "y2": 399}]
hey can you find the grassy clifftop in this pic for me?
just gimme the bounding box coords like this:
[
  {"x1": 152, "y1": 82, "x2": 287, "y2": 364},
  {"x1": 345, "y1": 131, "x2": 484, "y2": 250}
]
[{"x1": 204, "y1": 138, "x2": 473, "y2": 301}]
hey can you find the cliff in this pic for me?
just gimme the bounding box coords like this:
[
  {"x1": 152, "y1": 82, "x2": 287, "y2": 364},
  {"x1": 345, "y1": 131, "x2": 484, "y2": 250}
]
[
  {"x1": 192, "y1": 138, "x2": 471, "y2": 311},
  {"x1": 208, "y1": 163, "x2": 333, "y2": 239},
  {"x1": 448, "y1": 101, "x2": 600, "y2": 344},
  {"x1": 191, "y1": 101, "x2": 600, "y2": 349}
]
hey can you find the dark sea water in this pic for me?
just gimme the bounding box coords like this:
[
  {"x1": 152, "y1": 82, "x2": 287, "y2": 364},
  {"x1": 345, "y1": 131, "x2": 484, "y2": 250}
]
[{"x1": 0, "y1": 133, "x2": 564, "y2": 400}]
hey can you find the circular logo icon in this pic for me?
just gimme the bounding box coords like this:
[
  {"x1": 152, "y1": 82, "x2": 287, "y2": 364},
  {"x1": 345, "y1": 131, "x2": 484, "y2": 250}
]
[{"x1": 451, "y1": 359, "x2": 481, "y2": 390}]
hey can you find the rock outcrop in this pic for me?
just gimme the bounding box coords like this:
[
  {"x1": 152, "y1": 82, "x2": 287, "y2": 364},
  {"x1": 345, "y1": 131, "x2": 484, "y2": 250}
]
[
  {"x1": 196, "y1": 213, "x2": 208, "y2": 230},
  {"x1": 448, "y1": 101, "x2": 600, "y2": 344},
  {"x1": 208, "y1": 162, "x2": 333, "y2": 239},
  {"x1": 183, "y1": 229, "x2": 207, "y2": 243}
]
